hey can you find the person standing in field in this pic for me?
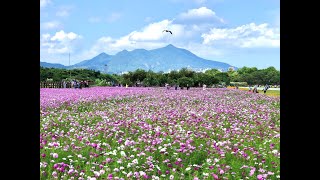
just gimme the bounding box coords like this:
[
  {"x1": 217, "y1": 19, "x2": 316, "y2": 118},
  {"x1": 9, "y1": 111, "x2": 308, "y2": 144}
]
[
  {"x1": 263, "y1": 84, "x2": 269, "y2": 94},
  {"x1": 203, "y1": 84, "x2": 207, "y2": 90},
  {"x1": 249, "y1": 85, "x2": 252, "y2": 92},
  {"x1": 253, "y1": 85, "x2": 258, "y2": 93},
  {"x1": 187, "y1": 84, "x2": 190, "y2": 90}
]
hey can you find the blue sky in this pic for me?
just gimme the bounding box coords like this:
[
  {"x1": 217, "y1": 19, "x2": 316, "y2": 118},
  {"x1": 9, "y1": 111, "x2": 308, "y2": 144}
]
[{"x1": 40, "y1": 0, "x2": 280, "y2": 69}]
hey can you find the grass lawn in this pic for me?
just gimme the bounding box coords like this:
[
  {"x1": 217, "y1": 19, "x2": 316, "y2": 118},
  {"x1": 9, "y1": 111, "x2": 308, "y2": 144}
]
[{"x1": 228, "y1": 87, "x2": 280, "y2": 97}]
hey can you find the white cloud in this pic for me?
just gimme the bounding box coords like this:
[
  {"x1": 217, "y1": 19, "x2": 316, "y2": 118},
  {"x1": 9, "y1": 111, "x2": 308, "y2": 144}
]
[
  {"x1": 41, "y1": 21, "x2": 61, "y2": 30},
  {"x1": 128, "y1": 20, "x2": 173, "y2": 41},
  {"x1": 201, "y1": 23, "x2": 280, "y2": 48},
  {"x1": 83, "y1": 9, "x2": 220, "y2": 57},
  {"x1": 56, "y1": 6, "x2": 73, "y2": 17},
  {"x1": 40, "y1": 0, "x2": 51, "y2": 8},
  {"x1": 107, "y1": 13, "x2": 122, "y2": 23},
  {"x1": 174, "y1": 7, "x2": 224, "y2": 25},
  {"x1": 41, "y1": 30, "x2": 82, "y2": 54},
  {"x1": 42, "y1": 6, "x2": 279, "y2": 64}
]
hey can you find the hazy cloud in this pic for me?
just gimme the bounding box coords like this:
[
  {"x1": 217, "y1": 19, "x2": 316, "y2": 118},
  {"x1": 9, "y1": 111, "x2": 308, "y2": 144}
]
[
  {"x1": 41, "y1": 30, "x2": 82, "y2": 54},
  {"x1": 202, "y1": 23, "x2": 280, "y2": 48},
  {"x1": 41, "y1": 21, "x2": 61, "y2": 30},
  {"x1": 40, "y1": 0, "x2": 51, "y2": 8},
  {"x1": 107, "y1": 13, "x2": 122, "y2": 23},
  {"x1": 56, "y1": 6, "x2": 73, "y2": 17},
  {"x1": 88, "y1": 17, "x2": 101, "y2": 23},
  {"x1": 174, "y1": 7, "x2": 224, "y2": 25}
]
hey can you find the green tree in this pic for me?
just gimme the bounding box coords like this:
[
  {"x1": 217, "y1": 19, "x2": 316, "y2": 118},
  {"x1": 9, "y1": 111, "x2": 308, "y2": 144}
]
[
  {"x1": 177, "y1": 77, "x2": 194, "y2": 87},
  {"x1": 132, "y1": 69, "x2": 147, "y2": 83},
  {"x1": 215, "y1": 72, "x2": 231, "y2": 85}
]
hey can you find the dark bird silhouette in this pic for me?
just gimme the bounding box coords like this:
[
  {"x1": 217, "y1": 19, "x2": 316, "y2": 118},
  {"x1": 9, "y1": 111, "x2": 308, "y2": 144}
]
[{"x1": 163, "y1": 30, "x2": 172, "y2": 34}]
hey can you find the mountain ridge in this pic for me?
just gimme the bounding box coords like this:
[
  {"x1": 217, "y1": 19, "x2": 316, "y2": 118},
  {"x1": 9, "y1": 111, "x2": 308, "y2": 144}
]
[{"x1": 40, "y1": 44, "x2": 236, "y2": 73}]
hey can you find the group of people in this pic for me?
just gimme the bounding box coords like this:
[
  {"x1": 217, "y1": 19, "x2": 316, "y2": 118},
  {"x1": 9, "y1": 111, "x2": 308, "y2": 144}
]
[
  {"x1": 248, "y1": 84, "x2": 270, "y2": 94},
  {"x1": 62, "y1": 80, "x2": 90, "y2": 89},
  {"x1": 165, "y1": 83, "x2": 191, "y2": 90}
]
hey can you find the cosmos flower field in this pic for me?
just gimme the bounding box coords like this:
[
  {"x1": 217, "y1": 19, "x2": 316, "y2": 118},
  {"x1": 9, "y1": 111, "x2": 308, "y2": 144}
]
[{"x1": 40, "y1": 87, "x2": 280, "y2": 180}]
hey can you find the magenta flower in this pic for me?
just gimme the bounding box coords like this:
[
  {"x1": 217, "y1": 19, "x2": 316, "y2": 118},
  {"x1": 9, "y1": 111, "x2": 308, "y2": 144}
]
[{"x1": 91, "y1": 143, "x2": 97, "y2": 148}]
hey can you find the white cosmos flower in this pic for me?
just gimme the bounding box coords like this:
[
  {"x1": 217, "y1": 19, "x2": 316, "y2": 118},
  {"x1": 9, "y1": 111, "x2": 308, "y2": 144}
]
[
  {"x1": 93, "y1": 171, "x2": 100, "y2": 177},
  {"x1": 160, "y1": 147, "x2": 166, "y2": 153},
  {"x1": 127, "y1": 163, "x2": 132, "y2": 168},
  {"x1": 132, "y1": 159, "x2": 138, "y2": 164},
  {"x1": 206, "y1": 158, "x2": 212, "y2": 164}
]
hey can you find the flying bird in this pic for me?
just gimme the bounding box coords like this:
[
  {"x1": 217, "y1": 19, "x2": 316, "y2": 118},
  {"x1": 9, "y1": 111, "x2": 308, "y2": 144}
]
[{"x1": 163, "y1": 29, "x2": 172, "y2": 34}]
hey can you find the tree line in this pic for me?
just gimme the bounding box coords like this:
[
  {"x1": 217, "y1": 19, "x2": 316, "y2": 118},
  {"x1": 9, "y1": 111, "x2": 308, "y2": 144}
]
[{"x1": 40, "y1": 66, "x2": 280, "y2": 87}]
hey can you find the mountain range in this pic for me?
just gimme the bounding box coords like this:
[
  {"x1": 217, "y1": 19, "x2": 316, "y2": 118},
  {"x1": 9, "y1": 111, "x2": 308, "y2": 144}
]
[{"x1": 40, "y1": 44, "x2": 236, "y2": 74}]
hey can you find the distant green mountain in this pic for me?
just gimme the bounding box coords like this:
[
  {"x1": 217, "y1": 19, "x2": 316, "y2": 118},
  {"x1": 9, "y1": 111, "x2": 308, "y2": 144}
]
[
  {"x1": 40, "y1": 62, "x2": 67, "y2": 69},
  {"x1": 40, "y1": 44, "x2": 236, "y2": 73}
]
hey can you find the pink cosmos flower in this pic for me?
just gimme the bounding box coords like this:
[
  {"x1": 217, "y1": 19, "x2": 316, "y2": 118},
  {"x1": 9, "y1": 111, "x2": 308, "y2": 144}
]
[
  {"x1": 249, "y1": 167, "x2": 256, "y2": 176},
  {"x1": 212, "y1": 173, "x2": 219, "y2": 179},
  {"x1": 106, "y1": 158, "x2": 112, "y2": 163}
]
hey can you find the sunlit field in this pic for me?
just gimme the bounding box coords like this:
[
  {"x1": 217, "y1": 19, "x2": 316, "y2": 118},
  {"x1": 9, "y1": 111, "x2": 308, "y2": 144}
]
[
  {"x1": 238, "y1": 88, "x2": 280, "y2": 97},
  {"x1": 40, "y1": 87, "x2": 280, "y2": 179},
  {"x1": 227, "y1": 87, "x2": 280, "y2": 97}
]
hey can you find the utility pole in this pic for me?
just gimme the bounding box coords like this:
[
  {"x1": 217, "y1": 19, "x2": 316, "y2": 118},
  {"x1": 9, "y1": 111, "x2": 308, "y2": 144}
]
[
  {"x1": 69, "y1": 52, "x2": 71, "y2": 79},
  {"x1": 105, "y1": 64, "x2": 108, "y2": 74}
]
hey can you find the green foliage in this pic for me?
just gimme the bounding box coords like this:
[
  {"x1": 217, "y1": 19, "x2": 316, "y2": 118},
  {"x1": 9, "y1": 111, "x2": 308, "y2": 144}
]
[
  {"x1": 205, "y1": 69, "x2": 220, "y2": 76},
  {"x1": 230, "y1": 82, "x2": 248, "y2": 87},
  {"x1": 177, "y1": 77, "x2": 194, "y2": 87},
  {"x1": 215, "y1": 72, "x2": 231, "y2": 85},
  {"x1": 95, "y1": 79, "x2": 109, "y2": 86},
  {"x1": 40, "y1": 66, "x2": 280, "y2": 87},
  {"x1": 143, "y1": 71, "x2": 159, "y2": 86}
]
